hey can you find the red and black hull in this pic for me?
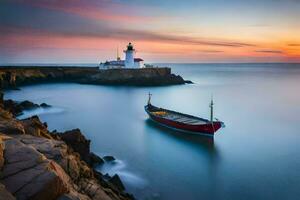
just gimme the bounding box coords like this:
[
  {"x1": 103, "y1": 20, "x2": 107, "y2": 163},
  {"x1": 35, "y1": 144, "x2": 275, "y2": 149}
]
[{"x1": 145, "y1": 104, "x2": 222, "y2": 136}]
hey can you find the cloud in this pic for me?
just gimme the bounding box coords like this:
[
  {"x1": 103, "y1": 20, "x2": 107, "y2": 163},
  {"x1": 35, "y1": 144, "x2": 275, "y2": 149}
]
[
  {"x1": 287, "y1": 43, "x2": 300, "y2": 47},
  {"x1": 199, "y1": 50, "x2": 224, "y2": 53},
  {"x1": 5, "y1": 0, "x2": 157, "y2": 23},
  {"x1": 254, "y1": 50, "x2": 283, "y2": 54},
  {"x1": 0, "y1": 24, "x2": 255, "y2": 48},
  {"x1": 0, "y1": 0, "x2": 255, "y2": 49}
]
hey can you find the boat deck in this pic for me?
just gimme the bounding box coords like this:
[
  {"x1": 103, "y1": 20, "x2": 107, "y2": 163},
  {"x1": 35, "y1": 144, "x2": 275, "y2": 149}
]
[{"x1": 151, "y1": 111, "x2": 208, "y2": 125}]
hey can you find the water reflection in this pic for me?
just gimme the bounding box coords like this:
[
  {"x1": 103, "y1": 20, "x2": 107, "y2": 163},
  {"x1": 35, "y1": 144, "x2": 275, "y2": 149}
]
[
  {"x1": 6, "y1": 63, "x2": 300, "y2": 200},
  {"x1": 144, "y1": 119, "x2": 222, "y2": 200},
  {"x1": 146, "y1": 119, "x2": 214, "y2": 147},
  {"x1": 146, "y1": 117, "x2": 222, "y2": 174}
]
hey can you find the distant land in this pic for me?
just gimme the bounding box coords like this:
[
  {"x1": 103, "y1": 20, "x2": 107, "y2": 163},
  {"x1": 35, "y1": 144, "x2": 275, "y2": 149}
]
[{"x1": 0, "y1": 66, "x2": 189, "y2": 88}]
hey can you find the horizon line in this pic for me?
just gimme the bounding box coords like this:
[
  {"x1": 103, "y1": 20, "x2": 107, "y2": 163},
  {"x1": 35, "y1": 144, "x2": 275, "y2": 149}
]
[{"x1": 1, "y1": 62, "x2": 300, "y2": 66}]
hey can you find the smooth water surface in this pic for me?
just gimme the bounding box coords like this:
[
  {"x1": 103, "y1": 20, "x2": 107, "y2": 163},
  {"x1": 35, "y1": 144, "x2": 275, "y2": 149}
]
[{"x1": 5, "y1": 63, "x2": 300, "y2": 200}]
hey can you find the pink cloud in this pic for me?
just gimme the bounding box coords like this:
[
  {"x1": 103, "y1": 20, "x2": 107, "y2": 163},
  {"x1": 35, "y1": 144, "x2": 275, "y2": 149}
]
[{"x1": 15, "y1": 0, "x2": 158, "y2": 24}]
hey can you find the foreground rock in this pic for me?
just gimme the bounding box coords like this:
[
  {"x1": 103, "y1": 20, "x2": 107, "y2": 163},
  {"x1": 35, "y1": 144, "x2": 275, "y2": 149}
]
[
  {"x1": 109, "y1": 175, "x2": 125, "y2": 192},
  {"x1": 0, "y1": 135, "x2": 4, "y2": 169},
  {"x1": 1, "y1": 138, "x2": 70, "y2": 200},
  {"x1": 60, "y1": 129, "x2": 91, "y2": 164},
  {"x1": 0, "y1": 95, "x2": 134, "y2": 200},
  {"x1": 0, "y1": 183, "x2": 16, "y2": 200}
]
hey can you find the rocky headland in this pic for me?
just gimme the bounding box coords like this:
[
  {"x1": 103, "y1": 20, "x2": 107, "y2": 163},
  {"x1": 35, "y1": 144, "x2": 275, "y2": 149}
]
[
  {"x1": 0, "y1": 66, "x2": 188, "y2": 88},
  {"x1": 0, "y1": 92, "x2": 135, "y2": 200}
]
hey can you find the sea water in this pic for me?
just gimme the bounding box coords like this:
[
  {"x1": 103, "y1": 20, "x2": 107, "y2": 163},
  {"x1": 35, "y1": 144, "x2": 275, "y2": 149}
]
[{"x1": 5, "y1": 63, "x2": 300, "y2": 200}]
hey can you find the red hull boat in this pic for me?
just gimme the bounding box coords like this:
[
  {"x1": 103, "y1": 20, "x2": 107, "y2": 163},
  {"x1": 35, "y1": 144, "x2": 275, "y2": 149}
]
[{"x1": 145, "y1": 94, "x2": 223, "y2": 136}]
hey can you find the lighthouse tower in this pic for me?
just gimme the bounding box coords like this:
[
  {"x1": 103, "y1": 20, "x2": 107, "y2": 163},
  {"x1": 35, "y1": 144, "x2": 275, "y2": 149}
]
[{"x1": 124, "y1": 42, "x2": 135, "y2": 68}]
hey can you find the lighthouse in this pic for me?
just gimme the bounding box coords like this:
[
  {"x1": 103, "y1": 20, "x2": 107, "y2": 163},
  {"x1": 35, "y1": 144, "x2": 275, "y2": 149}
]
[
  {"x1": 100, "y1": 42, "x2": 145, "y2": 69},
  {"x1": 124, "y1": 42, "x2": 135, "y2": 68}
]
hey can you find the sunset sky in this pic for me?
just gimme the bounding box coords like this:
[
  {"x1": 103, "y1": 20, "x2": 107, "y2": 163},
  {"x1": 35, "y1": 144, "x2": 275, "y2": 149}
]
[{"x1": 1, "y1": 0, "x2": 300, "y2": 64}]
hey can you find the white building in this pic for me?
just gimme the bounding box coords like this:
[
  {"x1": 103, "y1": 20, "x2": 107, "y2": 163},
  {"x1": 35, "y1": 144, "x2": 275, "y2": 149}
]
[
  {"x1": 100, "y1": 43, "x2": 145, "y2": 69},
  {"x1": 124, "y1": 43, "x2": 135, "y2": 68},
  {"x1": 134, "y1": 58, "x2": 144, "y2": 68}
]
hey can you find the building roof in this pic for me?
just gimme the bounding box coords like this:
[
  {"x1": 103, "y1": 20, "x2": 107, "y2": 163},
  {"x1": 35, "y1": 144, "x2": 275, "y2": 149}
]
[{"x1": 134, "y1": 58, "x2": 144, "y2": 62}]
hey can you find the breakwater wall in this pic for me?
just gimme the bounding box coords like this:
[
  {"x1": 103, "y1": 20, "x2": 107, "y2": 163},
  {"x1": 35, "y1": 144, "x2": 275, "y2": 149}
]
[{"x1": 0, "y1": 67, "x2": 185, "y2": 88}]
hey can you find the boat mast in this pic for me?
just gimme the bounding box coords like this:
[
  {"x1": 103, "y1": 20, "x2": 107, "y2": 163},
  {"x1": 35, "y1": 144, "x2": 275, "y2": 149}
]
[
  {"x1": 210, "y1": 96, "x2": 214, "y2": 122},
  {"x1": 117, "y1": 46, "x2": 120, "y2": 61},
  {"x1": 148, "y1": 92, "x2": 152, "y2": 105}
]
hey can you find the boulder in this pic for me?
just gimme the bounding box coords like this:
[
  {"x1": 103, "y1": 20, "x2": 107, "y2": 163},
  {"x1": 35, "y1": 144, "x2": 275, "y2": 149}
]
[
  {"x1": 2, "y1": 99, "x2": 50, "y2": 117},
  {"x1": 103, "y1": 155, "x2": 116, "y2": 162},
  {"x1": 0, "y1": 119, "x2": 25, "y2": 135},
  {"x1": 1, "y1": 138, "x2": 70, "y2": 200},
  {"x1": 18, "y1": 100, "x2": 39, "y2": 110},
  {"x1": 103, "y1": 173, "x2": 111, "y2": 180},
  {"x1": 184, "y1": 80, "x2": 193, "y2": 84},
  {"x1": 15, "y1": 134, "x2": 93, "y2": 182},
  {"x1": 21, "y1": 115, "x2": 52, "y2": 139},
  {"x1": 0, "y1": 106, "x2": 13, "y2": 120},
  {"x1": 40, "y1": 103, "x2": 51, "y2": 108},
  {"x1": 3, "y1": 99, "x2": 22, "y2": 116},
  {"x1": 60, "y1": 129, "x2": 91, "y2": 164},
  {"x1": 109, "y1": 174, "x2": 125, "y2": 192},
  {"x1": 89, "y1": 152, "x2": 104, "y2": 166}
]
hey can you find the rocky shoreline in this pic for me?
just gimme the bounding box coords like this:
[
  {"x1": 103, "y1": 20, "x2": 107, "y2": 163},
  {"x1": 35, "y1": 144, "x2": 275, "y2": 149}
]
[
  {"x1": 0, "y1": 66, "x2": 189, "y2": 88},
  {"x1": 0, "y1": 91, "x2": 135, "y2": 200}
]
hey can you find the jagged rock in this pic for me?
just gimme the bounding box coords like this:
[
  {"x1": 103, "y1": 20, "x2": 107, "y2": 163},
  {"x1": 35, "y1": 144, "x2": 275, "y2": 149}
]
[
  {"x1": 0, "y1": 132, "x2": 133, "y2": 200},
  {"x1": 60, "y1": 129, "x2": 91, "y2": 164},
  {"x1": 18, "y1": 100, "x2": 39, "y2": 110},
  {"x1": 15, "y1": 134, "x2": 93, "y2": 182},
  {"x1": 0, "y1": 118, "x2": 25, "y2": 135},
  {"x1": 17, "y1": 134, "x2": 68, "y2": 161},
  {"x1": 0, "y1": 136, "x2": 4, "y2": 169},
  {"x1": 3, "y1": 100, "x2": 40, "y2": 116},
  {"x1": 79, "y1": 178, "x2": 121, "y2": 200},
  {"x1": 0, "y1": 92, "x2": 4, "y2": 107},
  {"x1": 0, "y1": 183, "x2": 16, "y2": 200},
  {"x1": 89, "y1": 152, "x2": 104, "y2": 166},
  {"x1": 1, "y1": 138, "x2": 70, "y2": 200},
  {"x1": 103, "y1": 173, "x2": 111, "y2": 180},
  {"x1": 21, "y1": 115, "x2": 52, "y2": 139},
  {"x1": 93, "y1": 170, "x2": 104, "y2": 181},
  {"x1": 3, "y1": 99, "x2": 50, "y2": 117},
  {"x1": 0, "y1": 121, "x2": 24, "y2": 134},
  {"x1": 0, "y1": 96, "x2": 135, "y2": 200},
  {"x1": 3, "y1": 99, "x2": 23, "y2": 116},
  {"x1": 103, "y1": 156, "x2": 116, "y2": 162},
  {"x1": 184, "y1": 80, "x2": 193, "y2": 84},
  {"x1": 10, "y1": 134, "x2": 131, "y2": 199},
  {"x1": 58, "y1": 191, "x2": 91, "y2": 200},
  {"x1": 109, "y1": 174, "x2": 125, "y2": 192},
  {"x1": 40, "y1": 103, "x2": 51, "y2": 108}
]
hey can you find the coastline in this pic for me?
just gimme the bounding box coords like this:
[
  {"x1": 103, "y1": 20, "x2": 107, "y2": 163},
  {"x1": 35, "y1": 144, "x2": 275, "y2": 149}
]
[
  {"x1": 0, "y1": 92, "x2": 135, "y2": 200},
  {"x1": 0, "y1": 66, "x2": 189, "y2": 89}
]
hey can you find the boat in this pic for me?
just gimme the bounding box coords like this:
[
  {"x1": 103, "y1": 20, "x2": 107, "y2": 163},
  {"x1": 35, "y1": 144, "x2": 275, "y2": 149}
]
[{"x1": 144, "y1": 93, "x2": 224, "y2": 136}]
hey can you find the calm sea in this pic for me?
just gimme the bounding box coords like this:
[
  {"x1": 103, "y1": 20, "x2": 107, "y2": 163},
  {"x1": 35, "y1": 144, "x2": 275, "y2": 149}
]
[{"x1": 5, "y1": 63, "x2": 300, "y2": 200}]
